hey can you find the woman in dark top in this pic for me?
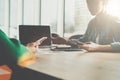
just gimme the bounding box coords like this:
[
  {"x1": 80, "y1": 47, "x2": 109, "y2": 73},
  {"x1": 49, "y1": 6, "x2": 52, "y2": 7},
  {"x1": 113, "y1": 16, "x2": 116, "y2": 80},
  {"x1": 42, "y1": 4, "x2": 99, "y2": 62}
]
[{"x1": 0, "y1": 29, "x2": 47, "y2": 79}]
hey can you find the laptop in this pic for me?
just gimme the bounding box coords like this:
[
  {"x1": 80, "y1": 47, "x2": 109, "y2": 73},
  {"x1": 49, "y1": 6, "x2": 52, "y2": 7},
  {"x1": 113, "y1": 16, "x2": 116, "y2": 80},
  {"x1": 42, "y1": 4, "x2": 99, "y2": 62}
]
[
  {"x1": 19, "y1": 25, "x2": 83, "y2": 51},
  {"x1": 19, "y1": 25, "x2": 52, "y2": 47}
]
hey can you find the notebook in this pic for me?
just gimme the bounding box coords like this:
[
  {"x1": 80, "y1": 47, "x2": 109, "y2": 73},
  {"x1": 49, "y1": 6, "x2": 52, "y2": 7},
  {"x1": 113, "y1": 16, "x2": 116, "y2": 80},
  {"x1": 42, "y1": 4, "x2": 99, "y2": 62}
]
[
  {"x1": 19, "y1": 25, "x2": 52, "y2": 47},
  {"x1": 19, "y1": 25, "x2": 83, "y2": 51}
]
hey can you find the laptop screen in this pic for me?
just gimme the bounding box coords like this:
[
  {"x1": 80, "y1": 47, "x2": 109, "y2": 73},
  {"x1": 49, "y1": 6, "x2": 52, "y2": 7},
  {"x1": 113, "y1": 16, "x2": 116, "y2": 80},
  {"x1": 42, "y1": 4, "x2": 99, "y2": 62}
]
[{"x1": 19, "y1": 25, "x2": 51, "y2": 46}]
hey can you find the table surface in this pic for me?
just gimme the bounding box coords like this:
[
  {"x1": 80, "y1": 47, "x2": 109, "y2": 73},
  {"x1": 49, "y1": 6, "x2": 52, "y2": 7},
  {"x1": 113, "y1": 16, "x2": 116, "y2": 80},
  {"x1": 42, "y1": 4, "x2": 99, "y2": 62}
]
[{"x1": 26, "y1": 48, "x2": 120, "y2": 80}]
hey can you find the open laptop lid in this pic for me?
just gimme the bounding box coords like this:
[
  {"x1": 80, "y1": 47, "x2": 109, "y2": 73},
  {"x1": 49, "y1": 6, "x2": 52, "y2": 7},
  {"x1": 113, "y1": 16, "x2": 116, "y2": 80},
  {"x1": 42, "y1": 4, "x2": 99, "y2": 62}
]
[{"x1": 19, "y1": 25, "x2": 52, "y2": 47}]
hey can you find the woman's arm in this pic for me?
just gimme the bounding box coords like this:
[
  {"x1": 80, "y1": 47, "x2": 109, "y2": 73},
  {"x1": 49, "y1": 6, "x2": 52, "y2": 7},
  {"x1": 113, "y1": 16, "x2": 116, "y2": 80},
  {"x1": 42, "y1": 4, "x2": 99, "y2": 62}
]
[
  {"x1": 0, "y1": 29, "x2": 47, "y2": 67},
  {"x1": 78, "y1": 42, "x2": 112, "y2": 52}
]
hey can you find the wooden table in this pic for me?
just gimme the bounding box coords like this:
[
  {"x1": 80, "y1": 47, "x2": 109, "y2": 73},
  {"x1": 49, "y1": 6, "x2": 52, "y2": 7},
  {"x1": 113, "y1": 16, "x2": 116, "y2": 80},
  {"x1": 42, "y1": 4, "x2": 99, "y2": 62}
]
[{"x1": 26, "y1": 48, "x2": 120, "y2": 80}]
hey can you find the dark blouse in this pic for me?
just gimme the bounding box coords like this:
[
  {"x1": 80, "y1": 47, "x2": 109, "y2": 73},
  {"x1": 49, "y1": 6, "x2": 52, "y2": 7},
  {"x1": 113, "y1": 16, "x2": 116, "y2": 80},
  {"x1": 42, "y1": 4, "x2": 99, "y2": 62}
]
[{"x1": 0, "y1": 29, "x2": 29, "y2": 65}]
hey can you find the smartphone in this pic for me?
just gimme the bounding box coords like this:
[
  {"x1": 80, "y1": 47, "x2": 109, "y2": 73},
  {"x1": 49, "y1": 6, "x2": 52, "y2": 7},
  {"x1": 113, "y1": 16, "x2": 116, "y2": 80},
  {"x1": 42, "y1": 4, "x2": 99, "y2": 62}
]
[
  {"x1": 76, "y1": 41, "x2": 85, "y2": 45},
  {"x1": 36, "y1": 37, "x2": 47, "y2": 43},
  {"x1": 70, "y1": 39, "x2": 85, "y2": 45}
]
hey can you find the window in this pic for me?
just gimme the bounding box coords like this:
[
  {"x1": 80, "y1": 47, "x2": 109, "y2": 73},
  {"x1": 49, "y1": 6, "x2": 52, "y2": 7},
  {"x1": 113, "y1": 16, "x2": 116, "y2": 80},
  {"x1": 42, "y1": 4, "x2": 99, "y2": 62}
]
[
  {"x1": 0, "y1": 0, "x2": 5, "y2": 26},
  {"x1": 41, "y1": 0, "x2": 58, "y2": 33},
  {"x1": 10, "y1": 0, "x2": 19, "y2": 38},
  {"x1": 0, "y1": 0, "x2": 9, "y2": 35},
  {"x1": 105, "y1": 0, "x2": 120, "y2": 18},
  {"x1": 1, "y1": 0, "x2": 120, "y2": 39},
  {"x1": 23, "y1": 0, "x2": 40, "y2": 25},
  {"x1": 64, "y1": 0, "x2": 92, "y2": 38}
]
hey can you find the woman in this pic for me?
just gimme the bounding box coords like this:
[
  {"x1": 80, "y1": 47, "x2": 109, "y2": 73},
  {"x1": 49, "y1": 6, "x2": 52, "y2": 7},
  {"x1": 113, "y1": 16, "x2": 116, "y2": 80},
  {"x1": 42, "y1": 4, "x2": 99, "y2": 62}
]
[
  {"x1": 76, "y1": 0, "x2": 120, "y2": 52},
  {"x1": 0, "y1": 29, "x2": 47, "y2": 79}
]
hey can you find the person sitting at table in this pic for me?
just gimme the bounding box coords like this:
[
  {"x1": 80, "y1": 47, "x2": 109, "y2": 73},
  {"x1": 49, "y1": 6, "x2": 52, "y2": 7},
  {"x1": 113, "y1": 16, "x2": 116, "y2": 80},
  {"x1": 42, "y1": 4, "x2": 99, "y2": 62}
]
[
  {"x1": 75, "y1": 0, "x2": 120, "y2": 52},
  {"x1": 0, "y1": 29, "x2": 47, "y2": 80},
  {"x1": 52, "y1": 0, "x2": 120, "y2": 52}
]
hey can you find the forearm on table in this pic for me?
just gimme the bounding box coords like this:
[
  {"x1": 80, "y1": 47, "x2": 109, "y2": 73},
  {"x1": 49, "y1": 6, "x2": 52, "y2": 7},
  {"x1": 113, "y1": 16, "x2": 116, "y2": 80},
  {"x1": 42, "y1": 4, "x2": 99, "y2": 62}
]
[{"x1": 97, "y1": 45, "x2": 112, "y2": 51}]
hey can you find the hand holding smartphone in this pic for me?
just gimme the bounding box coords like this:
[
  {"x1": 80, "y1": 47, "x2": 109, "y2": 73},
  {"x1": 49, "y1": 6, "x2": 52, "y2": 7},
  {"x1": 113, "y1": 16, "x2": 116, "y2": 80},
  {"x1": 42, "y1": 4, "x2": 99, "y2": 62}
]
[
  {"x1": 76, "y1": 41, "x2": 85, "y2": 45},
  {"x1": 26, "y1": 37, "x2": 47, "y2": 54},
  {"x1": 36, "y1": 37, "x2": 47, "y2": 45}
]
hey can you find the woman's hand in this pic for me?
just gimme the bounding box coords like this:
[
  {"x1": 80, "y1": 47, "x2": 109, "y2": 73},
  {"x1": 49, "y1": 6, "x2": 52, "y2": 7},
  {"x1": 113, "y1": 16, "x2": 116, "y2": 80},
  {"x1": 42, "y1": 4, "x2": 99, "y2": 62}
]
[
  {"x1": 18, "y1": 37, "x2": 47, "y2": 67},
  {"x1": 26, "y1": 37, "x2": 47, "y2": 54},
  {"x1": 78, "y1": 42, "x2": 112, "y2": 51}
]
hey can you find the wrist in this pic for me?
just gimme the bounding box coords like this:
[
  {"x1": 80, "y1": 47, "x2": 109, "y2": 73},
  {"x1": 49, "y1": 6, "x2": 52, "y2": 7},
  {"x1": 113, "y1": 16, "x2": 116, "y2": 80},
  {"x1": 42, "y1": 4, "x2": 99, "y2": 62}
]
[{"x1": 97, "y1": 45, "x2": 112, "y2": 51}]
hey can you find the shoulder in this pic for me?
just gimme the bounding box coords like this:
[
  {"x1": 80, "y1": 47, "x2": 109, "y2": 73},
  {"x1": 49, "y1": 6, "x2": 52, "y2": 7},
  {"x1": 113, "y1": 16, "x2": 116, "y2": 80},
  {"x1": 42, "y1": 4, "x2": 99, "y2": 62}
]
[
  {"x1": 88, "y1": 17, "x2": 96, "y2": 24},
  {"x1": 87, "y1": 17, "x2": 97, "y2": 28}
]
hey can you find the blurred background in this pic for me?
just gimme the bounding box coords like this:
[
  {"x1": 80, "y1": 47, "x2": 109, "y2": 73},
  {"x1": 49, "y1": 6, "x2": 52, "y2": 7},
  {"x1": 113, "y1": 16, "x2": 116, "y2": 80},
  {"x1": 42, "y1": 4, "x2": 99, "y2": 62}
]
[{"x1": 0, "y1": 0, "x2": 120, "y2": 39}]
